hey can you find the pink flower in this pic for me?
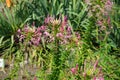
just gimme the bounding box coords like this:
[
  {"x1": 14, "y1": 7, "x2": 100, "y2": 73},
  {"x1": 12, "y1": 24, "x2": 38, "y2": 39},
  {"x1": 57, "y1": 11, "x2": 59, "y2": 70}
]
[
  {"x1": 93, "y1": 60, "x2": 98, "y2": 70},
  {"x1": 17, "y1": 29, "x2": 22, "y2": 36},
  {"x1": 31, "y1": 38, "x2": 40, "y2": 46},
  {"x1": 71, "y1": 64, "x2": 78, "y2": 75},
  {"x1": 23, "y1": 26, "x2": 29, "y2": 32},
  {"x1": 40, "y1": 25, "x2": 46, "y2": 31},
  {"x1": 44, "y1": 16, "x2": 54, "y2": 24},
  {"x1": 64, "y1": 35, "x2": 72, "y2": 39},
  {"x1": 71, "y1": 68, "x2": 76, "y2": 74},
  {"x1": 97, "y1": 20, "x2": 103, "y2": 26},
  {"x1": 60, "y1": 16, "x2": 68, "y2": 32},
  {"x1": 107, "y1": 16, "x2": 111, "y2": 25},
  {"x1": 64, "y1": 16, "x2": 68, "y2": 23},
  {"x1": 75, "y1": 32, "x2": 81, "y2": 40},
  {"x1": 67, "y1": 26, "x2": 71, "y2": 32},
  {"x1": 56, "y1": 33, "x2": 64, "y2": 38},
  {"x1": 93, "y1": 77, "x2": 104, "y2": 80},
  {"x1": 83, "y1": 72, "x2": 86, "y2": 77},
  {"x1": 105, "y1": 0, "x2": 113, "y2": 12},
  {"x1": 36, "y1": 26, "x2": 46, "y2": 33},
  {"x1": 60, "y1": 26, "x2": 64, "y2": 32},
  {"x1": 44, "y1": 31, "x2": 50, "y2": 36},
  {"x1": 17, "y1": 29, "x2": 21, "y2": 33},
  {"x1": 19, "y1": 35, "x2": 25, "y2": 42},
  {"x1": 33, "y1": 76, "x2": 37, "y2": 80},
  {"x1": 106, "y1": 0, "x2": 112, "y2": 5}
]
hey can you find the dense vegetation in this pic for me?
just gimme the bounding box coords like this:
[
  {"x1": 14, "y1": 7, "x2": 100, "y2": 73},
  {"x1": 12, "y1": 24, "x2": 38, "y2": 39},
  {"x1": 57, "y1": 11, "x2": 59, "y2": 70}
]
[{"x1": 0, "y1": 0, "x2": 120, "y2": 80}]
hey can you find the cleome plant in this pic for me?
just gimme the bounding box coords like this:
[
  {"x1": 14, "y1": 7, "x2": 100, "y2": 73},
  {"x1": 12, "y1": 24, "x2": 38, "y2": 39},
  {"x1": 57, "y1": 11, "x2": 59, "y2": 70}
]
[{"x1": 0, "y1": 0, "x2": 119, "y2": 80}]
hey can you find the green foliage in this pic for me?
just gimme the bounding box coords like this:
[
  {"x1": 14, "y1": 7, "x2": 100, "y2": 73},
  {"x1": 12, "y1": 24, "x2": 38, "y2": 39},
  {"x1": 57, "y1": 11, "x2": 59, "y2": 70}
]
[{"x1": 0, "y1": 0, "x2": 120, "y2": 80}]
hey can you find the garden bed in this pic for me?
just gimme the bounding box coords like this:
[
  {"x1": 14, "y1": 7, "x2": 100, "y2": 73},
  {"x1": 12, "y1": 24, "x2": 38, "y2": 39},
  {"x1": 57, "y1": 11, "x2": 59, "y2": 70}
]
[{"x1": 0, "y1": 0, "x2": 120, "y2": 80}]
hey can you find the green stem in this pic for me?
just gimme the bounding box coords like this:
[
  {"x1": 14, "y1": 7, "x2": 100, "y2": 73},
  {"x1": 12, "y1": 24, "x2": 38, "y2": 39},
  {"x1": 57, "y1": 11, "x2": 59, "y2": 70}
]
[{"x1": 50, "y1": 25, "x2": 61, "y2": 80}]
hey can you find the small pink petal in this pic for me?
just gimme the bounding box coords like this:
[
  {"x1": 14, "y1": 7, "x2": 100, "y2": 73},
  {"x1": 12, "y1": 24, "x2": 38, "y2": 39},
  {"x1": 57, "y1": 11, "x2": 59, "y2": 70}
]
[
  {"x1": 34, "y1": 76, "x2": 37, "y2": 80},
  {"x1": 71, "y1": 68, "x2": 76, "y2": 74},
  {"x1": 56, "y1": 33, "x2": 63, "y2": 38},
  {"x1": 93, "y1": 60, "x2": 98, "y2": 70},
  {"x1": 93, "y1": 77, "x2": 104, "y2": 80}
]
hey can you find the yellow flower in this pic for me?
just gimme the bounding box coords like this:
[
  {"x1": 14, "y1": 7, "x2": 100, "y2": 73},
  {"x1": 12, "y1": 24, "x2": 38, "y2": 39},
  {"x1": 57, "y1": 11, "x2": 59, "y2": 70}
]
[{"x1": 6, "y1": 0, "x2": 11, "y2": 8}]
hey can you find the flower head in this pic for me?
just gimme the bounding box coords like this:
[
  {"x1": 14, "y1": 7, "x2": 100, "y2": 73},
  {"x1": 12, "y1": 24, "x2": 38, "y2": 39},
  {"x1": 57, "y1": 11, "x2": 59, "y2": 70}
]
[
  {"x1": 104, "y1": 0, "x2": 113, "y2": 15},
  {"x1": 93, "y1": 60, "x2": 98, "y2": 70},
  {"x1": 6, "y1": 0, "x2": 11, "y2": 7},
  {"x1": 60, "y1": 16, "x2": 68, "y2": 32},
  {"x1": 50, "y1": 19, "x2": 61, "y2": 27},
  {"x1": 31, "y1": 37, "x2": 40, "y2": 46},
  {"x1": 44, "y1": 16, "x2": 54, "y2": 24},
  {"x1": 33, "y1": 76, "x2": 37, "y2": 80},
  {"x1": 35, "y1": 26, "x2": 46, "y2": 33},
  {"x1": 56, "y1": 33, "x2": 64, "y2": 38},
  {"x1": 71, "y1": 64, "x2": 79, "y2": 75}
]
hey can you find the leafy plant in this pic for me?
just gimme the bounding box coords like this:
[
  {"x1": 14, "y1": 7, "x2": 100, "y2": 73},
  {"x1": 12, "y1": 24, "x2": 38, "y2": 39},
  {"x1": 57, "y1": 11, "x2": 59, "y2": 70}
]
[{"x1": 0, "y1": 0, "x2": 120, "y2": 80}]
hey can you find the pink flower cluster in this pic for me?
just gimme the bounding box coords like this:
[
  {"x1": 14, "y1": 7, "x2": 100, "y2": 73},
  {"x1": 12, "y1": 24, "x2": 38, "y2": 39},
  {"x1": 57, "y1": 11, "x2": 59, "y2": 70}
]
[
  {"x1": 104, "y1": 0, "x2": 113, "y2": 14},
  {"x1": 44, "y1": 16, "x2": 54, "y2": 24},
  {"x1": 80, "y1": 60, "x2": 104, "y2": 79},
  {"x1": 96, "y1": 0, "x2": 113, "y2": 31},
  {"x1": 97, "y1": 16, "x2": 112, "y2": 31},
  {"x1": 44, "y1": 16, "x2": 81, "y2": 44},
  {"x1": 70, "y1": 61, "x2": 104, "y2": 79},
  {"x1": 16, "y1": 16, "x2": 81, "y2": 46},
  {"x1": 17, "y1": 25, "x2": 47, "y2": 46},
  {"x1": 92, "y1": 60, "x2": 104, "y2": 80}
]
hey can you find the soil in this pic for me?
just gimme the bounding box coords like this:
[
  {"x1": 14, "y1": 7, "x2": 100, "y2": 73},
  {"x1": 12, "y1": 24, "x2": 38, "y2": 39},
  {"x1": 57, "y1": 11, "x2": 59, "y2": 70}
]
[{"x1": 0, "y1": 61, "x2": 40, "y2": 80}]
